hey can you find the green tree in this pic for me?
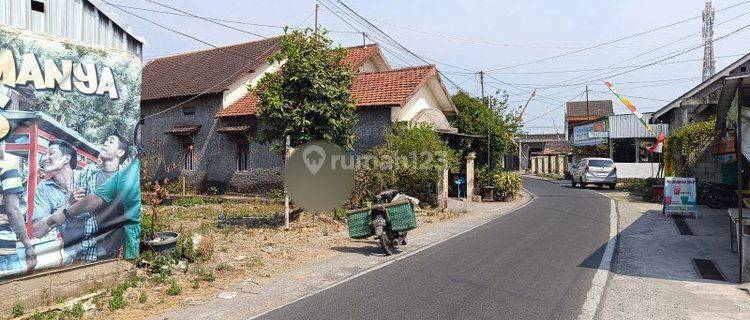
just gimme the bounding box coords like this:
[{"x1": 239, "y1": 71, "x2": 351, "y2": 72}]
[
  {"x1": 449, "y1": 91, "x2": 521, "y2": 169},
  {"x1": 256, "y1": 28, "x2": 357, "y2": 153}
]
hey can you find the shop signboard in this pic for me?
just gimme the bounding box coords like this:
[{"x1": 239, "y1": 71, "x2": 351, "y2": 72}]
[
  {"x1": 573, "y1": 119, "x2": 608, "y2": 146},
  {"x1": 0, "y1": 25, "x2": 141, "y2": 279},
  {"x1": 663, "y1": 177, "x2": 698, "y2": 218}
]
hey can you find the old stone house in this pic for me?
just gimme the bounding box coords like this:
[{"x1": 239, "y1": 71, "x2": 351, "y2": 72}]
[{"x1": 141, "y1": 37, "x2": 457, "y2": 193}]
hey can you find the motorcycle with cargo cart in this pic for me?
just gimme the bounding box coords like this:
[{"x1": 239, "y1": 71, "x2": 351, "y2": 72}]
[{"x1": 346, "y1": 190, "x2": 418, "y2": 255}]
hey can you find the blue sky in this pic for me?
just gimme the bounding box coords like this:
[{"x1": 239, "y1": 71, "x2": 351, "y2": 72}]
[{"x1": 108, "y1": 0, "x2": 750, "y2": 134}]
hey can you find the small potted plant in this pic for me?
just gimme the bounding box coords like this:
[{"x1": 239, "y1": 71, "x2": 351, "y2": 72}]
[{"x1": 141, "y1": 139, "x2": 180, "y2": 255}]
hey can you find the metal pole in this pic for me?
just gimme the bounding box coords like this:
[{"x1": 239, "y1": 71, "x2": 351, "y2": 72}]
[
  {"x1": 737, "y1": 85, "x2": 744, "y2": 283},
  {"x1": 362, "y1": 32, "x2": 366, "y2": 46},
  {"x1": 585, "y1": 85, "x2": 590, "y2": 121},
  {"x1": 284, "y1": 135, "x2": 291, "y2": 230},
  {"x1": 314, "y1": 4, "x2": 319, "y2": 34},
  {"x1": 479, "y1": 71, "x2": 485, "y2": 103}
]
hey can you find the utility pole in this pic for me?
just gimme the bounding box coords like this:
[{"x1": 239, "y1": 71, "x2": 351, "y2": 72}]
[
  {"x1": 362, "y1": 32, "x2": 367, "y2": 46},
  {"x1": 314, "y1": 4, "x2": 319, "y2": 34},
  {"x1": 585, "y1": 85, "x2": 590, "y2": 121},
  {"x1": 479, "y1": 70, "x2": 485, "y2": 103}
]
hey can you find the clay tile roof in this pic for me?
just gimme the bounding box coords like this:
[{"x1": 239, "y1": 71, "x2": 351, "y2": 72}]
[
  {"x1": 164, "y1": 124, "x2": 201, "y2": 135},
  {"x1": 215, "y1": 93, "x2": 259, "y2": 118},
  {"x1": 142, "y1": 36, "x2": 282, "y2": 102},
  {"x1": 216, "y1": 125, "x2": 254, "y2": 134},
  {"x1": 343, "y1": 44, "x2": 380, "y2": 70},
  {"x1": 351, "y1": 65, "x2": 437, "y2": 107},
  {"x1": 565, "y1": 100, "x2": 614, "y2": 118},
  {"x1": 216, "y1": 65, "x2": 440, "y2": 117}
]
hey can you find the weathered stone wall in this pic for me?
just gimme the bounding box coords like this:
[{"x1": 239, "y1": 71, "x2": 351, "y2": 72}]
[
  {"x1": 141, "y1": 96, "x2": 283, "y2": 193},
  {"x1": 351, "y1": 107, "x2": 392, "y2": 155}
]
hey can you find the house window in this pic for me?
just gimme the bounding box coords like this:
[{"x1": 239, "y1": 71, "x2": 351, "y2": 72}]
[
  {"x1": 31, "y1": 1, "x2": 45, "y2": 13},
  {"x1": 182, "y1": 106, "x2": 196, "y2": 116},
  {"x1": 183, "y1": 143, "x2": 194, "y2": 170},
  {"x1": 237, "y1": 139, "x2": 249, "y2": 171}
]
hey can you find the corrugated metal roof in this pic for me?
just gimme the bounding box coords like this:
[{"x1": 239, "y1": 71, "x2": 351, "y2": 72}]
[
  {"x1": 0, "y1": 0, "x2": 143, "y2": 55},
  {"x1": 609, "y1": 113, "x2": 669, "y2": 139}
]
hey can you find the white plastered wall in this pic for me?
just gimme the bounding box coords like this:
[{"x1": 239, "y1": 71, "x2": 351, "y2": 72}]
[{"x1": 222, "y1": 61, "x2": 282, "y2": 108}]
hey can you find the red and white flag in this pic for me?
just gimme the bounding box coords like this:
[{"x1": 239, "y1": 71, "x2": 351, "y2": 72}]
[{"x1": 649, "y1": 132, "x2": 665, "y2": 154}]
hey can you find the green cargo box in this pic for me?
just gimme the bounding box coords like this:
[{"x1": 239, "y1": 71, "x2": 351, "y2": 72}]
[
  {"x1": 346, "y1": 207, "x2": 373, "y2": 239},
  {"x1": 385, "y1": 200, "x2": 417, "y2": 232}
]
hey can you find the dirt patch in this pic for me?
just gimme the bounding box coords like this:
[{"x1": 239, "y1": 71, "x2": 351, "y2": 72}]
[{"x1": 60, "y1": 202, "x2": 458, "y2": 320}]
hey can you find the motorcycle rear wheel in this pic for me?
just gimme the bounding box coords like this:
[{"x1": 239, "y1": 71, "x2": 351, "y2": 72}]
[
  {"x1": 379, "y1": 232, "x2": 395, "y2": 256},
  {"x1": 705, "y1": 192, "x2": 725, "y2": 209}
]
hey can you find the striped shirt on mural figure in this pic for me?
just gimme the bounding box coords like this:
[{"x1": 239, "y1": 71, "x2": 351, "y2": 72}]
[{"x1": 0, "y1": 140, "x2": 35, "y2": 274}]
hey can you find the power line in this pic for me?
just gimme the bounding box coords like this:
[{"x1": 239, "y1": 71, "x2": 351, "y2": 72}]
[
  {"x1": 523, "y1": 90, "x2": 587, "y2": 125},
  {"x1": 486, "y1": 0, "x2": 750, "y2": 72},
  {"x1": 102, "y1": 1, "x2": 280, "y2": 120},
  {"x1": 112, "y1": 3, "x2": 361, "y2": 35},
  {"x1": 484, "y1": 53, "x2": 746, "y2": 75},
  {"x1": 368, "y1": 16, "x2": 672, "y2": 50},
  {"x1": 145, "y1": 0, "x2": 265, "y2": 38},
  {"x1": 486, "y1": 76, "x2": 703, "y2": 89},
  {"x1": 542, "y1": 7, "x2": 750, "y2": 95},
  {"x1": 318, "y1": 0, "x2": 472, "y2": 91}
]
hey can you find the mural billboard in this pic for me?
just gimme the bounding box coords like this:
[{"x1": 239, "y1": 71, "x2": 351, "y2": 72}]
[
  {"x1": 572, "y1": 119, "x2": 609, "y2": 147},
  {"x1": 0, "y1": 25, "x2": 141, "y2": 279}
]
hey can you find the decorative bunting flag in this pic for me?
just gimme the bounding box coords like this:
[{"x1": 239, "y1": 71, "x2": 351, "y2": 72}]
[
  {"x1": 649, "y1": 132, "x2": 665, "y2": 154},
  {"x1": 517, "y1": 89, "x2": 536, "y2": 122},
  {"x1": 604, "y1": 81, "x2": 652, "y2": 133}
]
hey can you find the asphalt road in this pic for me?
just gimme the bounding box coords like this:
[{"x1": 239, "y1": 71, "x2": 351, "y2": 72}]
[{"x1": 259, "y1": 178, "x2": 613, "y2": 320}]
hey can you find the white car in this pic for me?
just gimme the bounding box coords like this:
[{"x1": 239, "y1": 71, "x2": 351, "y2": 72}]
[{"x1": 571, "y1": 158, "x2": 617, "y2": 189}]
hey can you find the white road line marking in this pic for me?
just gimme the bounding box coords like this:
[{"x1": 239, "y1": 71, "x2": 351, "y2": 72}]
[
  {"x1": 247, "y1": 189, "x2": 537, "y2": 320},
  {"x1": 577, "y1": 198, "x2": 618, "y2": 320}
]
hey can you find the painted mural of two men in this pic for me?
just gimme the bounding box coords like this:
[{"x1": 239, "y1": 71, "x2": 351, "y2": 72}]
[{"x1": 29, "y1": 133, "x2": 132, "y2": 266}]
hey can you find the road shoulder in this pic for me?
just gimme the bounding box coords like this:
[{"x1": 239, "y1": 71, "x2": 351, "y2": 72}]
[
  {"x1": 155, "y1": 191, "x2": 534, "y2": 320},
  {"x1": 597, "y1": 191, "x2": 750, "y2": 320}
]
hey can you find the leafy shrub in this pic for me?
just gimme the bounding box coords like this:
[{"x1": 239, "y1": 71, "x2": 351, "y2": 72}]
[
  {"x1": 620, "y1": 178, "x2": 663, "y2": 201},
  {"x1": 663, "y1": 118, "x2": 716, "y2": 176},
  {"x1": 173, "y1": 196, "x2": 204, "y2": 207},
  {"x1": 493, "y1": 171, "x2": 522, "y2": 198},
  {"x1": 202, "y1": 270, "x2": 215, "y2": 282},
  {"x1": 350, "y1": 123, "x2": 458, "y2": 207},
  {"x1": 108, "y1": 283, "x2": 128, "y2": 310},
  {"x1": 12, "y1": 304, "x2": 24, "y2": 317},
  {"x1": 139, "y1": 291, "x2": 148, "y2": 304},
  {"x1": 166, "y1": 280, "x2": 182, "y2": 296}
]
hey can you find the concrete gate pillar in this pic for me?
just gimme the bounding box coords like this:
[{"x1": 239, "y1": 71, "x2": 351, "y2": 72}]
[
  {"x1": 541, "y1": 156, "x2": 548, "y2": 174},
  {"x1": 466, "y1": 152, "x2": 476, "y2": 202},
  {"x1": 531, "y1": 157, "x2": 537, "y2": 173},
  {"x1": 437, "y1": 164, "x2": 449, "y2": 210},
  {"x1": 558, "y1": 155, "x2": 566, "y2": 175}
]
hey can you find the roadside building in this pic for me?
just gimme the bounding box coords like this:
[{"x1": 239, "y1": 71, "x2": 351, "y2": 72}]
[
  {"x1": 565, "y1": 100, "x2": 614, "y2": 139},
  {"x1": 0, "y1": 0, "x2": 144, "y2": 55},
  {"x1": 141, "y1": 40, "x2": 457, "y2": 193},
  {"x1": 514, "y1": 133, "x2": 568, "y2": 172},
  {"x1": 570, "y1": 113, "x2": 669, "y2": 178},
  {"x1": 652, "y1": 53, "x2": 750, "y2": 184}
]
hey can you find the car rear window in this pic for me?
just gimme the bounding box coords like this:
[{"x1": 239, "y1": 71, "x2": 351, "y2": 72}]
[{"x1": 588, "y1": 159, "x2": 614, "y2": 167}]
